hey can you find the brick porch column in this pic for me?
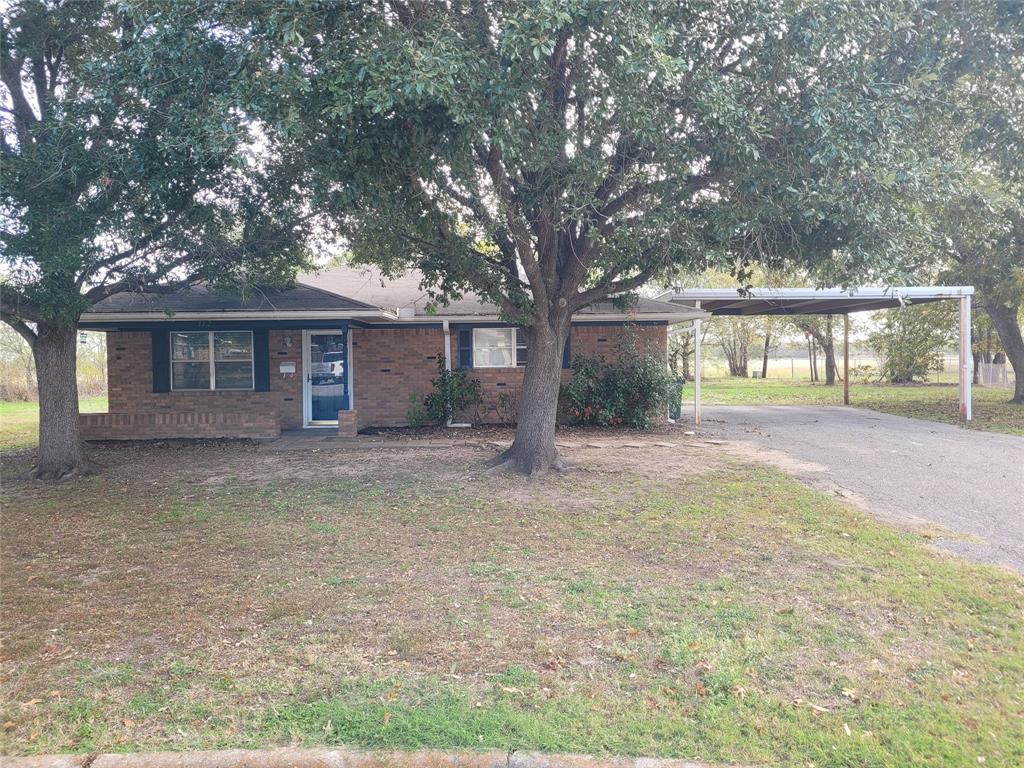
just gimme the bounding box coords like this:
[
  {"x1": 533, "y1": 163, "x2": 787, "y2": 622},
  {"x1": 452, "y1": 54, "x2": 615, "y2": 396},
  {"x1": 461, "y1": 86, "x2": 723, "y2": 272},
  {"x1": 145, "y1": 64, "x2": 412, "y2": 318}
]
[{"x1": 337, "y1": 410, "x2": 358, "y2": 438}]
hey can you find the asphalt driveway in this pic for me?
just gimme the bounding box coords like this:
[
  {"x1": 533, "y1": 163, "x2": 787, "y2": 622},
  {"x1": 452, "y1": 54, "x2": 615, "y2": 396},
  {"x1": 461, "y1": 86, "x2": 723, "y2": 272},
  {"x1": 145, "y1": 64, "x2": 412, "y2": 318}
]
[{"x1": 700, "y1": 405, "x2": 1024, "y2": 572}]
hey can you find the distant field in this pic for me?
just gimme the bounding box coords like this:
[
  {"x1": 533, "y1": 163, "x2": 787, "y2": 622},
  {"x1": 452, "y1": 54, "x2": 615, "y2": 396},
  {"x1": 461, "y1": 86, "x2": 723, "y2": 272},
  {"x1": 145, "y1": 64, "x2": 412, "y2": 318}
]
[
  {"x1": 698, "y1": 355, "x2": 965, "y2": 384},
  {"x1": 0, "y1": 397, "x2": 107, "y2": 453},
  {"x1": 694, "y1": 378, "x2": 1024, "y2": 435}
]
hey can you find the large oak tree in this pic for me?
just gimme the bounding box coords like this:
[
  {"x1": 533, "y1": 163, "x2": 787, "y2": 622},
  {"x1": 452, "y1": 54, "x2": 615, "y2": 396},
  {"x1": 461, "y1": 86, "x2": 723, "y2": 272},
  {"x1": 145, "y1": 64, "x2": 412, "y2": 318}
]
[
  {"x1": 237, "y1": 0, "x2": 955, "y2": 474},
  {"x1": 919, "y1": 4, "x2": 1024, "y2": 402},
  {"x1": 1, "y1": 0, "x2": 309, "y2": 479}
]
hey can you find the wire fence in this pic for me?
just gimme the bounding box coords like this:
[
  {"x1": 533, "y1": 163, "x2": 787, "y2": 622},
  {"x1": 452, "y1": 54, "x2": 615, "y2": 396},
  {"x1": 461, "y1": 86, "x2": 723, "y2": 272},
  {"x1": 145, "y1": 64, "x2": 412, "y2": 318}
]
[
  {"x1": 977, "y1": 362, "x2": 1016, "y2": 388},
  {"x1": 696, "y1": 355, "x2": 1015, "y2": 387}
]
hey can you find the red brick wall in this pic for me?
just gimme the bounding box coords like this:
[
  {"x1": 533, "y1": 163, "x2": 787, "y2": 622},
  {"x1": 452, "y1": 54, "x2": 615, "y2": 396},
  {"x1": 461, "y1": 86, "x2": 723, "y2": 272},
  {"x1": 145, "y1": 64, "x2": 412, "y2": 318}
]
[
  {"x1": 350, "y1": 326, "x2": 444, "y2": 428},
  {"x1": 572, "y1": 323, "x2": 668, "y2": 362},
  {"x1": 95, "y1": 323, "x2": 667, "y2": 434},
  {"x1": 80, "y1": 411, "x2": 280, "y2": 440},
  {"x1": 103, "y1": 330, "x2": 304, "y2": 429},
  {"x1": 461, "y1": 323, "x2": 668, "y2": 424}
]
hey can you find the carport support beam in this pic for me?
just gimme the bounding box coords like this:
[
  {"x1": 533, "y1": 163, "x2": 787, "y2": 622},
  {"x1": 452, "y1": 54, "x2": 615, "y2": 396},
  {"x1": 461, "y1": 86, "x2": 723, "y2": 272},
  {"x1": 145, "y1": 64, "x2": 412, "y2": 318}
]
[
  {"x1": 843, "y1": 314, "x2": 850, "y2": 405},
  {"x1": 960, "y1": 294, "x2": 972, "y2": 421},
  {"x1": 694, "y1": 302, "x2": 702, "y2": 426}
]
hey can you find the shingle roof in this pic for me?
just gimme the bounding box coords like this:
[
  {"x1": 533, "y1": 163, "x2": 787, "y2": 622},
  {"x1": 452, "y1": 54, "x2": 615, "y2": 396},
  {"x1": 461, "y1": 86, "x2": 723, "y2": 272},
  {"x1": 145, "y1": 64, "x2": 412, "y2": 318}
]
[
  {"x1": 300, "y1": 265, "x2": 693, "y2": 318},
  {"x1": 87, "y1": 282, "x2": 376, "y2": 314},
  {"x1": 82, "y1": 264, "x2": 702, "y2": 321}
]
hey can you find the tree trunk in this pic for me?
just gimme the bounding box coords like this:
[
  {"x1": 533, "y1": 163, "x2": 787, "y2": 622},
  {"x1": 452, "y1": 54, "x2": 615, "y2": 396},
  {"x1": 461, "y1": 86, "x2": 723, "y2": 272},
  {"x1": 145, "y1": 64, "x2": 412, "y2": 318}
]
[
  {"x1": 725, "y1": 340, "x2": 748, "y2": 377},
  {"x1": 761, "y1": 333, "x2": 770, "y2": 379},
  {"x1": 823, "y1": 342, "x2": 837, "y2": 385},
  {"x1": 823, "y1": 316, "x2": 837, "y2": 386},
  {"x1": 985, "y1": 301, "x2": 1024, "y2": 404},
  {"x1": 490, "y1": 319, "x2": 569, "y2": 475},
  {"x1": 27, "y1": 322, "x2": 97, "y2": 480}
]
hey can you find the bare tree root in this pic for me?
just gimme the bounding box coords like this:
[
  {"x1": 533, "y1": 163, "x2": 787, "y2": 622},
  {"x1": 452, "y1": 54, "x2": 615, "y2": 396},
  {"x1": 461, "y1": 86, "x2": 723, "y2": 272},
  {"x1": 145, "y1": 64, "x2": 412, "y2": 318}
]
[
  {"x1": 484, "y1": 449, "x2": 569, "y2": 477},
  {"x1": 485, "y1": 447, "x2": 513, "y2": 467},
  {"x1": 20, "y1": 458, "x2": 101, "y2": 482}
]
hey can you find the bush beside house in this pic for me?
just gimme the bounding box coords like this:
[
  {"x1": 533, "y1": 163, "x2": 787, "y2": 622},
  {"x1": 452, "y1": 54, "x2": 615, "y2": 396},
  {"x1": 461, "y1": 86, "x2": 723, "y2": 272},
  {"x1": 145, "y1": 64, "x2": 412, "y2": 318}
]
[{"x1": 561, "y1": 343, "x2": 674, "y2": 429}]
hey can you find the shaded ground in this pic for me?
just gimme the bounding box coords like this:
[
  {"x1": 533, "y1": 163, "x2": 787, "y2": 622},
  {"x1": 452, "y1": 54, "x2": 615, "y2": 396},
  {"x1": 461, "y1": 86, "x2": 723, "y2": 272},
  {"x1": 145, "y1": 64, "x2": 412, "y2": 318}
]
[
  {"x1": 699, "y1": 406, "x2": 1024, "y2": 572},
  {"x1": 2, "y1": 433, "x2": 1022, "y2": 766},
  {"x1": 697, "y1": 379, "x2": 1024, "y2": 435}
]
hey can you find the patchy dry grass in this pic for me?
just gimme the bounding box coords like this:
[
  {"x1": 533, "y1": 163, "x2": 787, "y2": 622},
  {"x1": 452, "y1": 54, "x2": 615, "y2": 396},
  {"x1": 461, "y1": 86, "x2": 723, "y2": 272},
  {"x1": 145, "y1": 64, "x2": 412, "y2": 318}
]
[
  {"x1": 699, "y1": 378, "x2": 1024, "y2": 435},
  {"x1": 1, "y1": 437, "x2": 1022, "y2": 766}
]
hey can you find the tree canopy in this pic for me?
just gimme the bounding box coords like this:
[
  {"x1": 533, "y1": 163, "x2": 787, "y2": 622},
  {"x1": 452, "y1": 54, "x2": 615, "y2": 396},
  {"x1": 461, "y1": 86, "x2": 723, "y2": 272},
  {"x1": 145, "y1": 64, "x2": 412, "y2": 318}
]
[
  {"x1": 233, "y1": 0, "x2": 971, "y2": 472},
  {"x1": 914, "y1": 3, "x2": 1024, "y2": 400},
  {"x1": 0, "y1": 0, "x2": 310, "y2": 477},
  {"x1": 246, "y1": 1, "x2": 953, "y2": 307},
  {"x1": 1, "y1": 0, "x2": 308, "y2": 332}
]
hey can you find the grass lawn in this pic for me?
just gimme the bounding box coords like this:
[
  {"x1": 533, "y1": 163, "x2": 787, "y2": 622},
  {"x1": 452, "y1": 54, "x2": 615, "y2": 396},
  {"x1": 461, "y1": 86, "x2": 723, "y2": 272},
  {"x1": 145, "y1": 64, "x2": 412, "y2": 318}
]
[
  {"x1": 0, "y1": 397, "x2": 107, "y2": 453},
  {"x1": 698, "y1": 378, "x2": 1024, "y2": 435},
  {"x1": 1, "y1": 438, "x2": 1021, "y2": 766}
]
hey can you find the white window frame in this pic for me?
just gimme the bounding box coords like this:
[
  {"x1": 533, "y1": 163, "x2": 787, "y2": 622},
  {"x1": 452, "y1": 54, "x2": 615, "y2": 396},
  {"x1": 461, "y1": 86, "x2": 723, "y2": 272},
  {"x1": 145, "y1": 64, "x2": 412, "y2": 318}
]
[
  {"x1": 170, "y1": 331, "x2": 254, "y2": 391},
  {"x1": 472, "y1": 327, "x2": 525, "y2": 369}
]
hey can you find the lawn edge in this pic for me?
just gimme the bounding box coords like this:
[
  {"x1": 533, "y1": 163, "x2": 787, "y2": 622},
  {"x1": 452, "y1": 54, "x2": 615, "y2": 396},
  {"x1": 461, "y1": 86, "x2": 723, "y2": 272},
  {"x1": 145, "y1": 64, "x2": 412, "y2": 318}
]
[{"x1": 1, "y1": 747, "x2": 753, "y2": 768}]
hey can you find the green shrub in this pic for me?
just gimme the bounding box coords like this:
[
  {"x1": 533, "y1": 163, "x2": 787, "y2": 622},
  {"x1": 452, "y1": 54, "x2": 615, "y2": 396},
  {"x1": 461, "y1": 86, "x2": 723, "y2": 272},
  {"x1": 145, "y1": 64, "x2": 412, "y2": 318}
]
[
  {"x1": 869, "y1": 303, "x2": 955, "y2": 383},
  {"x1": 405, "y1": 393, "x2": 431, "y2": 427},
  {"x1": 561, "y1": 339, "x2": 673, "y2": 429},
  {"x1": 421, "y1": 356, "x2": 482, "y2": 425},
  {"x1": 667, "y1": 375, "x2": 686, "y2": 420}
]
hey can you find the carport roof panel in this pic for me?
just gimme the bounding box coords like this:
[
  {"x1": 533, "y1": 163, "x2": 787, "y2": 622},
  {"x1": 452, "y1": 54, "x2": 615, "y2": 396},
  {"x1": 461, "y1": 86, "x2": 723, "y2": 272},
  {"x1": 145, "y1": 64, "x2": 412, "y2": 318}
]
[{"x1": 659, "y1": 286, "x2": 974, "y2": 316}]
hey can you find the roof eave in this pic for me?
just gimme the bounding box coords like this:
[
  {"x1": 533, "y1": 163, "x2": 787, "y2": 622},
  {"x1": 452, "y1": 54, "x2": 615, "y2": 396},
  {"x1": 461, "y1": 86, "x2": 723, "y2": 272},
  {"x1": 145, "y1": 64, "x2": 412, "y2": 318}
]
[
  {"x1": 80, "y1": 309, "x2": 399, "y2": 323},
  {"x1": 401, "y1": 311, "x2": 708, "y2": 323}
]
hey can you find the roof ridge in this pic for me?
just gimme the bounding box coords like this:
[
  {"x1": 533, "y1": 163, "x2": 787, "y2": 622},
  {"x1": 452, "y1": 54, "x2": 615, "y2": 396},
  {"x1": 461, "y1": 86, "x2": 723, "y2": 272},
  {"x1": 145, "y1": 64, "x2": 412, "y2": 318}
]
[{"x1": 293, "y1": 275, "x2": 382, "y2": 310}]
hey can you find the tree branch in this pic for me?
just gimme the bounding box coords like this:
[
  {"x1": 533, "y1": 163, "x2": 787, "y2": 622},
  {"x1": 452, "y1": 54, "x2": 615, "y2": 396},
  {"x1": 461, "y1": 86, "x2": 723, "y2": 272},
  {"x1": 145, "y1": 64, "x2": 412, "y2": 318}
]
[
  {"x1": 0, "y1": 286, "x2": 43, "y2": 324},
  {"x1": 83, "y1": 249, "x2": 200, "y2": 304},
  {"x1": 473, "y1": 142, "x2": 548, "y2": 310},
  {"x1": 570, "y1": 258, "x2": 664, "y2": 312},
  {"x1": 31, "y1": 53, "x2": 48, "y2": 122},
  {"x1": 0, "y1": 55, "x2": 39, "y2": 145},
  {"x1": 1, "y1": 313, "x2": 38, "y2": 348},
  {"x1": 596, "y1": 173, "x2": 716, "y2": 237},
  {"x1": 75, "y1": 212, "x2": 185, "y2": 288}
]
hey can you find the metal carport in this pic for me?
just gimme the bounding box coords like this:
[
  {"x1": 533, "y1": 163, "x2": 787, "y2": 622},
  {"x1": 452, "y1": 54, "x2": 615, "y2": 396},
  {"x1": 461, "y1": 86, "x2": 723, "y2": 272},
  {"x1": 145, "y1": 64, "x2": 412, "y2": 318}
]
[{"x1": 659, "y1": 286, "x2": 976, "y2": 425}]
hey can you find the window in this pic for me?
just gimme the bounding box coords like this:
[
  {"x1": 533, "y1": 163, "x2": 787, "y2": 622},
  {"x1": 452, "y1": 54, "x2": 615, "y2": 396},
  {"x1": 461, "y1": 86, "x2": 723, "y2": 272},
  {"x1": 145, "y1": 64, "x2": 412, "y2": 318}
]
[
  {"x1": 472, "y1": 327, "x2": 526, "y2": 368},
  {"x1": 171, "y1": 331, "x2": 254, "y2": 390}
]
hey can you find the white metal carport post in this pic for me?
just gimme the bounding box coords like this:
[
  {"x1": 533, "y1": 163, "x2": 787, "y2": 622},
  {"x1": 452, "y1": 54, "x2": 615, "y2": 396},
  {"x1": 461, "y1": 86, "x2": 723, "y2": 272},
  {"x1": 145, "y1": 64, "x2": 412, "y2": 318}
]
[
  {"x1": 960, "y1": 293, "x2": 972, "y2": 421},
  {"x1": 693, "y1": 301, "x2": 702, "y2": 426}
]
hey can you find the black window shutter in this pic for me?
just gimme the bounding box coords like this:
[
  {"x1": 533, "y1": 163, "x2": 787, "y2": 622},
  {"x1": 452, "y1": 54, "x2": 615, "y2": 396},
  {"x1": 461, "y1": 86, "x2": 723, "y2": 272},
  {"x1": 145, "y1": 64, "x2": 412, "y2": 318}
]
[
  {"x1": 457, "y1": 328, "x2": 473, "y2": 368},
  {"x1": 516, "y1": 328, "x2": 527, "y2": 366},
  {"x1": 562, "y1": 333, "x2": 572, "y2": 369},
  {"x1": 253, "y1": 329, "x2": 270, "y2": 391},
  {"x1": 151, "y1": 330, "x2": 170, "y2": 392}
]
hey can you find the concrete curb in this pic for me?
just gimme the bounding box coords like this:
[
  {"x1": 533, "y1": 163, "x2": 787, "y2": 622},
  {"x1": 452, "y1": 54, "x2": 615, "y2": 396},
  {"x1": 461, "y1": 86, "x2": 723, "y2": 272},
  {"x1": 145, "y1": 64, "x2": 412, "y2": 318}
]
[{"x1": 2, "y1": 748, "x2": 745, "y2": 768}]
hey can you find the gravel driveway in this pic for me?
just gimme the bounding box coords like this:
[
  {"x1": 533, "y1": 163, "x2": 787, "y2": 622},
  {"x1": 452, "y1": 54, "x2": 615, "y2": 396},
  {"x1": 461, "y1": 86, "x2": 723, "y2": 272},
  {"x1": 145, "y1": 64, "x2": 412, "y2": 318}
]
[{"x1": 700, "y1": 405, "x2": 1024, "y2": 572}]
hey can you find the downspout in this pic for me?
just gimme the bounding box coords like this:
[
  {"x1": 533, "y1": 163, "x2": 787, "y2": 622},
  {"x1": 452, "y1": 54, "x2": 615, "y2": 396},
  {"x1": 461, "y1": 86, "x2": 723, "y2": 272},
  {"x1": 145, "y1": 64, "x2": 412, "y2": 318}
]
[
  {"x1": 666, "y1": 325, "x2": 674, "y2": 424},
  {"x1": 442, "y1": 320, "x2": 471, "y2": 428},
  {"x1": 443, "y1": 319, "x2": 452, "y2": 373}
]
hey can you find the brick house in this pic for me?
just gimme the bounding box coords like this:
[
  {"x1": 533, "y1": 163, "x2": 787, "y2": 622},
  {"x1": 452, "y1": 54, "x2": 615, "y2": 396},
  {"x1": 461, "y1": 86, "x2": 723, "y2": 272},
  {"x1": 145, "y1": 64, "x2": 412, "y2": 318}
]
[{"x1": 78, "y1": 265, "x2": 704, "y2": 439}]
